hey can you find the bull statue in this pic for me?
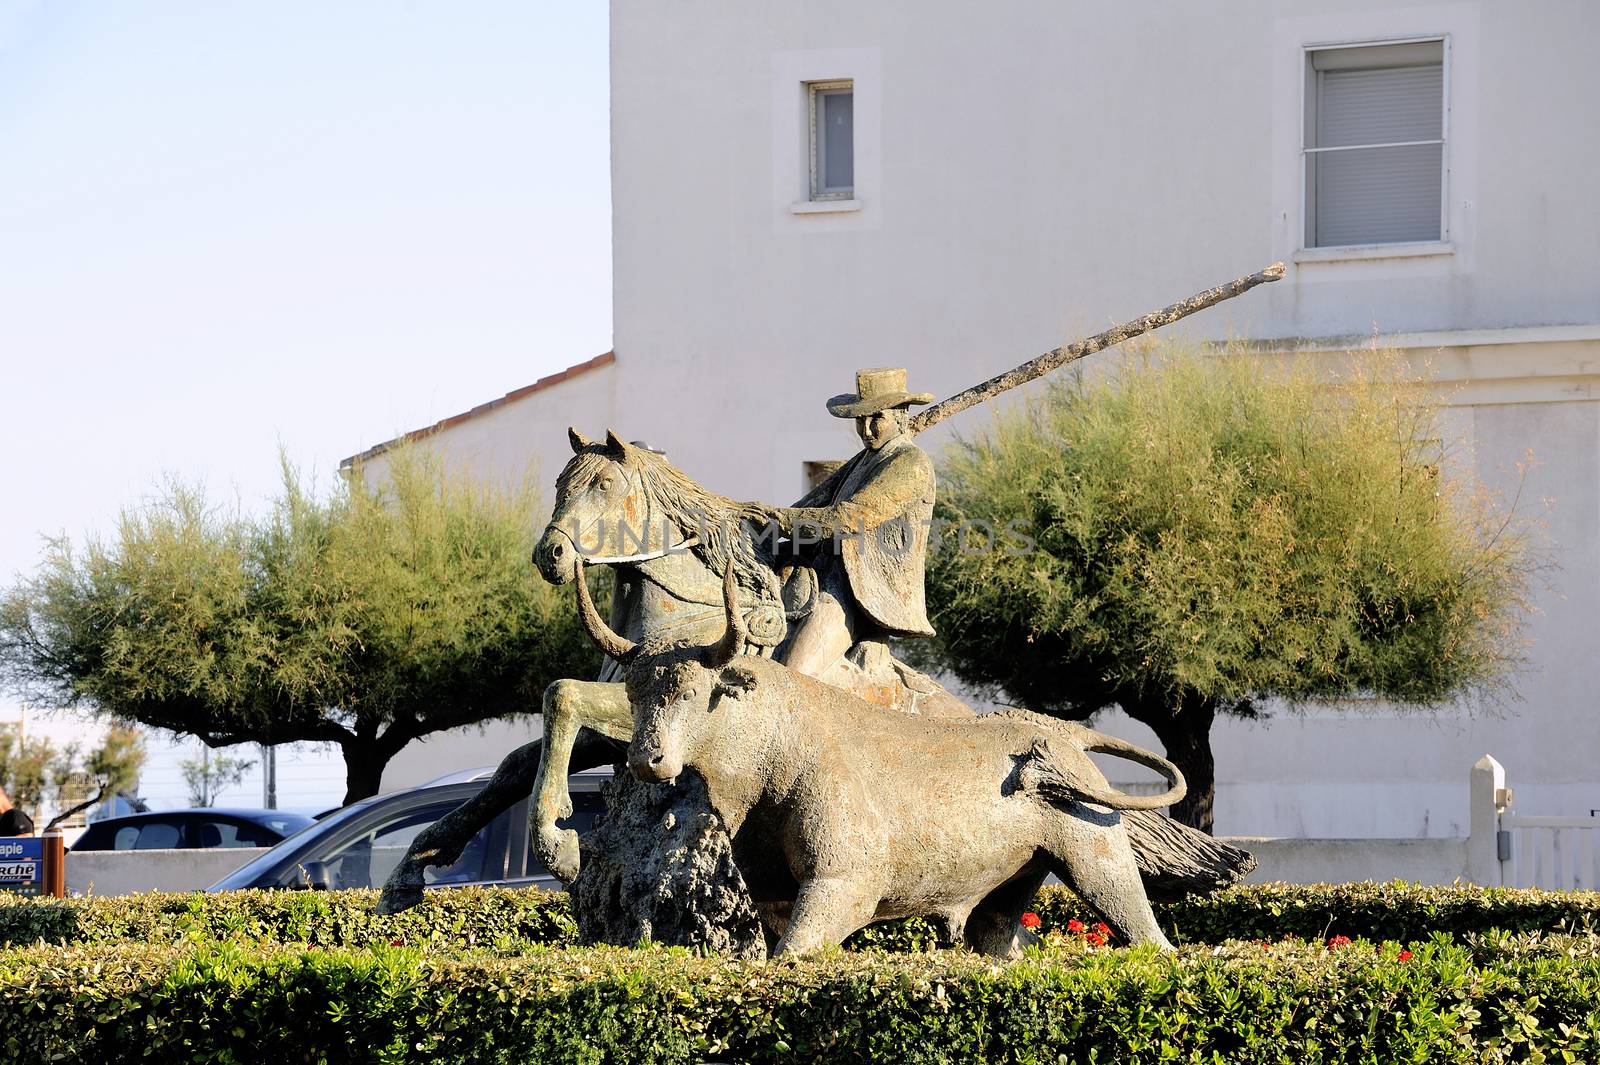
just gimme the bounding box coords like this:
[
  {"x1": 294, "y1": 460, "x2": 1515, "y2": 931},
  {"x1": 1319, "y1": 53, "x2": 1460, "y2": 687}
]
[{"x1": 575, "y1": 560, "x2": 1185, "y2": 956}]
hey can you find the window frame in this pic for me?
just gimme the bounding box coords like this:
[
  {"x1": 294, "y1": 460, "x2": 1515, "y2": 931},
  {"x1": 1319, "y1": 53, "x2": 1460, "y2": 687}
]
[
  {"x1": 1300, "y1": 34, "x2": 1451, "y2": 252},
  {"x1": 807, "y1": 79, "x2": 855, "y2": 202}
]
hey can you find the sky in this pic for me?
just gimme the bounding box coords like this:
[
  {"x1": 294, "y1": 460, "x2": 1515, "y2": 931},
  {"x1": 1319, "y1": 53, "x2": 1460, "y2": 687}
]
[{"x1": 0, "y1": 1, "x2": 613, "y2": 811}]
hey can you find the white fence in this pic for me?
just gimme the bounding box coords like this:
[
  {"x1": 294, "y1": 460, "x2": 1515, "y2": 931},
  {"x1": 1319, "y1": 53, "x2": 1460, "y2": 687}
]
[{"x1": 1230, "y1": 755, "x2": 1599, "y2": 890}]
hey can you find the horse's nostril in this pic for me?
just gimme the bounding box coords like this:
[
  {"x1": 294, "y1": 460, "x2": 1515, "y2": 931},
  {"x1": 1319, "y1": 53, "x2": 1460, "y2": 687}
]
[{"x1": 649, "y1": 753, "x2": 665, "y2": 766}]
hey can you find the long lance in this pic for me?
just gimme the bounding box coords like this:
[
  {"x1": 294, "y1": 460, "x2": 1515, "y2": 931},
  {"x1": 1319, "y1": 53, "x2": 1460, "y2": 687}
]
[{"x1": 908, "y1": 262, "x2": 1286, "y2": 435}]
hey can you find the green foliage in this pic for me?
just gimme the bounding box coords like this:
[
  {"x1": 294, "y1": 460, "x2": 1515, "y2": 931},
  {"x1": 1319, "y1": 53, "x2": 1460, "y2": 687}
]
[
  {"x1": 922, "y1": 342, "x2": 1533, "y2": 826},
  {"x1": 4, "y1": 884, "x2": 1598, "y2": 1063},
  {"x1": 0, "y1": 449, "x2": 599, "y2": 802},
  {"x1": 3, "y1": 883, "x2": 1596, "y2": 953},
  {"x1": 929, "y1": 343, "x2": 1528, "y2": 713},
  {"x1": 180, "y1": 749, "x2": 257, "y2": 807},
  {"x1": 1, "y1": 931, "x2": 1599, "y2": 1063},
  {"x1": 0, "y1": 723, "x2": 143, "y2": 829}
]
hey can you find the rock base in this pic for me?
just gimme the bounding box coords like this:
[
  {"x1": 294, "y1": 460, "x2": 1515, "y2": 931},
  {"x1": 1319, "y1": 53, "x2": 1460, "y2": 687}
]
[{"x1": 568, "y1": 766, "x2": 766, "y2": 959}]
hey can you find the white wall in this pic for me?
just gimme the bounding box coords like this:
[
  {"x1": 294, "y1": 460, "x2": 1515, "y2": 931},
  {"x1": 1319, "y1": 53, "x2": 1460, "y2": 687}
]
[
  {"x1": 607, "y1": 0, "x2": 1600, "y2": 838},
  {"x1": 67, "y1": 847, "x2": 268, "y2": 897}
]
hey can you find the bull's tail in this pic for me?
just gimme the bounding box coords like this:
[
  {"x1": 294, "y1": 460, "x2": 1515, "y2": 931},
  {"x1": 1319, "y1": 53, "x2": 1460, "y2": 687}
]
[{"x1": 1019, "y1": 727, "x2": 1187, "y2": 812}]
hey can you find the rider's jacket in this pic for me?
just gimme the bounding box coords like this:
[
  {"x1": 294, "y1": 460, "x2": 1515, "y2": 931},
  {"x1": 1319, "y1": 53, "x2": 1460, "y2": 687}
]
[{"x1": 782, "y1": 434, "x2": 936, "y2": 639}]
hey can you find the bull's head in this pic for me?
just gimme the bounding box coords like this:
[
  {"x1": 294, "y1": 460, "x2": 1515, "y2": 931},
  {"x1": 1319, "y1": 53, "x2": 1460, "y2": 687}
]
[
  {"x1": 573, "y1": 558, "x2": 755, "y2": 783},
  {"x1": 533, "y1": 428, "x2": 648, "y2": 585}
]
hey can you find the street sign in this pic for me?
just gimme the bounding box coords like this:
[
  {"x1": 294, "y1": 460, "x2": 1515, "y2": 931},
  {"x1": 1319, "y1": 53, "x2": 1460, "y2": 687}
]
[{"x1": 0, "y1": 837, "x2": 45, "y2": 896}]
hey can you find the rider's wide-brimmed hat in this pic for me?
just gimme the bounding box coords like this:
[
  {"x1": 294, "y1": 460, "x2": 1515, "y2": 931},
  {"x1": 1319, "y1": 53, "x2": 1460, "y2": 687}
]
[{"x1": 826, "y1": 367, "x2": 935, "y2": 419}]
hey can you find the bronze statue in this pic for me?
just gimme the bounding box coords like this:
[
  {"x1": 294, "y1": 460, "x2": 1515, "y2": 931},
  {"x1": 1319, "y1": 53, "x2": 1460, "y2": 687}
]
[
  {"x1": 575, "y1": 562, "x2": 1184, "y2": 955},
  {"x1": 378, "y1": 263, "x2": 1287, "y2": 929}
]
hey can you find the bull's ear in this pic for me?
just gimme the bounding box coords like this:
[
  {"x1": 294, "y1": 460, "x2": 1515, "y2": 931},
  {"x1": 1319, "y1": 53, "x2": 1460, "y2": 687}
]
[
  {"x1": 568, "y1": 427, "x2": 592, "y2": 453},
  {"x1": 604, "y1": 429, "x2": 629, "y2": 458},
  {"x1": 715, "y1": 664, "x2": 759, "y2": 700}
]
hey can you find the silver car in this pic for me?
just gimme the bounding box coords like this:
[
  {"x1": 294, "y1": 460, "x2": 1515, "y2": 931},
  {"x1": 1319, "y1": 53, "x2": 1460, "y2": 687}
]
[{"x1": 207, "y1": 768, "x2": 607, "y2": 893}]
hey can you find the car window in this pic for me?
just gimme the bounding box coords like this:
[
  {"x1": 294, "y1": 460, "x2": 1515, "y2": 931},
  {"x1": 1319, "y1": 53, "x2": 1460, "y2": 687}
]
[
  {"x1": 191, "y1": 820, "x2": 276, "y2": 848},
  {"x1": 295, "y1": 800, "x2": 494, "y2": 890},
  {"x1": 132, "y1": 820, "x2": 183, "y2": 850},
  {"x1": 113, "y1": 825, "x2": 140, "y2": 850}
]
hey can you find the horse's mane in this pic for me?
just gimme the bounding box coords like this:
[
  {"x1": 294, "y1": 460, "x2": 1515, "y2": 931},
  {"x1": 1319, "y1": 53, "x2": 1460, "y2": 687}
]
[{"x1": 557, "y1": 444, "x2": 782, "y2": 604}]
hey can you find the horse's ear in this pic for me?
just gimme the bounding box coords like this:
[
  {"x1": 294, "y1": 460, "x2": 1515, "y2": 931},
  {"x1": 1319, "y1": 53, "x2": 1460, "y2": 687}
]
[
  {"x1": 605, "y1": 430, "x2": 629, "y2": 458},
  {"x1": 568, "y1": 427, "x2": 591, "y2": 453}
]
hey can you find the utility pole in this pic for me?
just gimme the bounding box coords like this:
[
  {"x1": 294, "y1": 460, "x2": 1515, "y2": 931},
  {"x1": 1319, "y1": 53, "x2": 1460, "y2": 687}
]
[{"x1": 262, "y1": 744, "x2": 277, "y2": 810}]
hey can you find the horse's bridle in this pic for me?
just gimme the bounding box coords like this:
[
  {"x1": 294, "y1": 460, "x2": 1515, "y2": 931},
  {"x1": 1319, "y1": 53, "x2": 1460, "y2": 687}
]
[{"x1": 551, "y1": 461, "x2": 700, "y2": 566}]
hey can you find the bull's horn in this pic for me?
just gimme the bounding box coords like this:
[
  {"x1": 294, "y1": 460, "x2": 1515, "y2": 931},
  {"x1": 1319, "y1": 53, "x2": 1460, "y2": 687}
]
[
  {"x1": 573, "y1": 560, "x2": 638, "y2": 663},
  {"x1": 707, "y1": 563, "x2": 746, "y2": 668}
]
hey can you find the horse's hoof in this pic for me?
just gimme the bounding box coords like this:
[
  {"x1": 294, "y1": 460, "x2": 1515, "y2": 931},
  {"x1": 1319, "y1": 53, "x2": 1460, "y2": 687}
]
[
  {"x1": 536, "y1": 826, "x2": 582, "y2": 885},
  {"x1": 376, "y1": 874, "x2": 425, "y2": 915}
]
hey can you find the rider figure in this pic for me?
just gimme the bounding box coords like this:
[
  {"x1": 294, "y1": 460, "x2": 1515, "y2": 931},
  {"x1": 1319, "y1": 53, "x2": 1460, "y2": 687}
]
[{"x1": 761, "y1": 368, "x2": 937, "y2": 679}]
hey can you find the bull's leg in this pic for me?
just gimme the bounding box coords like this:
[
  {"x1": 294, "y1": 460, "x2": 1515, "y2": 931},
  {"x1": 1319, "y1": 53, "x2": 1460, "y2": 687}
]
[
  {"x1": 376, "y1": 740, "x2": 542, "y2": 914},
  {"x1": 1045, "y1": 806, "x2": 1174, "y2": 951},
  {"x1": 772, "y1": 877, "x2": 876, "y2": 956},
  {"x1": 531, "y1": 679, "x2": 632, "y2": 884},
  {"x1": 963, "y1": 865, "x2": 1050, "y2": 959}
]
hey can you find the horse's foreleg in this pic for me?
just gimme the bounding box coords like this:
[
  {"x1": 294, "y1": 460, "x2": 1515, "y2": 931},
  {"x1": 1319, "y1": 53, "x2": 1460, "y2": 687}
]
[
  {"x1": 376, "y1": 740, "x2": 542, "y2": 914},
  {"x1": 532, "y1": 679, "x2": 633, "y2": 884}
]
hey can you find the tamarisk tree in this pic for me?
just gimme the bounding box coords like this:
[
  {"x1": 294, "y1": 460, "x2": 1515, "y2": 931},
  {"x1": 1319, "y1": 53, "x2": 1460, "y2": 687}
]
[
  {"x1": 0, "y1": 451, "x2": 598, "y2": 805},
  {"x1": 922, "y1": 344, "x2": 1532, "y2": 832}
]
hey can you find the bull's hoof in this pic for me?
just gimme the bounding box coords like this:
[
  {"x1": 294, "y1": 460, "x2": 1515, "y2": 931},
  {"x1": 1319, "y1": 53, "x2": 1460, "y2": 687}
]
[
  {"x1": 535, "y1": 826, "x2": 581, "y2": 885},
  {"x1": 376, "y1": 869, "x2": 426, "y2": 915}
]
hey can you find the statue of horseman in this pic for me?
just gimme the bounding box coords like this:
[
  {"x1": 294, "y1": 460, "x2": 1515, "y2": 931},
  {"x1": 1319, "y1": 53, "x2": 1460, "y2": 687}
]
[{"x1": 758, "y1": 367, "x2": 939, "y2": 679}]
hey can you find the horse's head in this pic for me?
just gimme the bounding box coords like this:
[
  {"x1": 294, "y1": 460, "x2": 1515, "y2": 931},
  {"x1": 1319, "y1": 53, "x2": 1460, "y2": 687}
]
[{"x1": 534, "y1": 428, "x2": 656, "y2": 584}]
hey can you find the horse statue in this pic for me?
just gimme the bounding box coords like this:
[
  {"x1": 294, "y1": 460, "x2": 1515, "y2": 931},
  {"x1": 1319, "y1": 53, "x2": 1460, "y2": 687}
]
[{"x1": 377, "y1": 428, "x2": 1252, "y2": 914}]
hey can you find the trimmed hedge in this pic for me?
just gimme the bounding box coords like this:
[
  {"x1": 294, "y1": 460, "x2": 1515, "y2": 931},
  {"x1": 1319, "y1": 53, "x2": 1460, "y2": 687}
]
[
  {"x1": 3, "y1": 882, "x2": 1597, "y2": 951},
  {"x1": 3, "y1": 934, "x2": 1599, "y2": 1063}
]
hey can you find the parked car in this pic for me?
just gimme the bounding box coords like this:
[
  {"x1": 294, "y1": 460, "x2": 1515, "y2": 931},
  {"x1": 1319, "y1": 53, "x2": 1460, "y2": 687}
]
[
  {"x1": 207, "y1": 769, "x2": 609, "y2": 893},
  {"x1": 71, "y1": 808, "x2": 314, "y2": 852}
]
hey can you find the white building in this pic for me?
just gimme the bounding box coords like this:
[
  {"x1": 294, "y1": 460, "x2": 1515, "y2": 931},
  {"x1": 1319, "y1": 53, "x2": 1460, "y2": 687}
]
[{"x1": 361, "y1": 1, "x2": 1600, "y2": 838}]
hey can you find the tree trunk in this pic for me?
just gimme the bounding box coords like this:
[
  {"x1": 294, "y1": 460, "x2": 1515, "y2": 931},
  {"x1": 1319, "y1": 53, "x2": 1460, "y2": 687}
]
[
  {"x1": 1133, "y1": 698, "x2": 1218, "y2": 835},
  {"x1": 341, "y1": 745, "x2": 389, "y2": 806}
]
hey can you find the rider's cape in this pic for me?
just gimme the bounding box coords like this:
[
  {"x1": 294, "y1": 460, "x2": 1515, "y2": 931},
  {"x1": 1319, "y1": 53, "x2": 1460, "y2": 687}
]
[{"x1": 790, "y1": 435, "x2": 936, "y2": 639}]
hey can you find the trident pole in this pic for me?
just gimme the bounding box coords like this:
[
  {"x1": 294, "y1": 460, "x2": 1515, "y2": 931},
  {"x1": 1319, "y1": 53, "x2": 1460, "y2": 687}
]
[{"x1": 909, "y1": 262, "x2": 1285, "y2": 435}]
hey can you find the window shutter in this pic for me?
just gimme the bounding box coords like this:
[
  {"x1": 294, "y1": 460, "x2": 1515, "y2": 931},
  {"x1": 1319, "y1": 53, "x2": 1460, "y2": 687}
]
[
  {"x1": 1307, "y1": 44, "x2": 1444, "y2": 247},
  {"x1": 821, "y1": 90, "x2": 854, "y2": 192}
]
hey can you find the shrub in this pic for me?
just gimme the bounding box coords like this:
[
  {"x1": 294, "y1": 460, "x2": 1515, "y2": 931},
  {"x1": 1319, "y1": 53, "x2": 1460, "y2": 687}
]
[
  {"x1": 2, "y1": 882, "x2": 1597, "y2": 952},
  {"x1": 2, "y1": 934, "x2": 1598, "y2": 1063}
]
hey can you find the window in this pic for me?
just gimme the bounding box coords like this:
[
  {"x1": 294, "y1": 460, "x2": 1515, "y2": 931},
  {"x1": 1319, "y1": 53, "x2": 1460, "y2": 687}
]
[
  {"x1": 808, "y1": 80, "x2": 854, "y2": 200},
  {"x1": 802, "y1": 460, "x2": 844, "y2": 491},
  {"x1": 290, "y1": 801, "x2": 494, "y2": 890},
  {"x1": 1304, "y1": 39, "x2": 1445, "y2": 248}
]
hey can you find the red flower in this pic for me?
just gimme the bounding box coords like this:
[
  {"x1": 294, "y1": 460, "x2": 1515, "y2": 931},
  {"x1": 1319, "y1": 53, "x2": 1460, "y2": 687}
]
[
  {"x1": 1084, "y1": 931, "x2": 1106, "y2": 947},
  {"x1": 1094, "y1": 922, "x2": 1110, "y2": 937},
  {"x1": 390, "y1": 938, "x2": 404, "y2": 947},
  {"x1": 1327, "y1": 935, "x2": 1352, "y2": 949},
  {"x1": 1066, "y1": 919, "x2": 1086, "y2": 934},
  {"x1": 1019, "y1": 911, "x2": 1042, "y2": 930},
  {"x1": 1397, "y1": 949, "x2": 1414, "y2": 962}
]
